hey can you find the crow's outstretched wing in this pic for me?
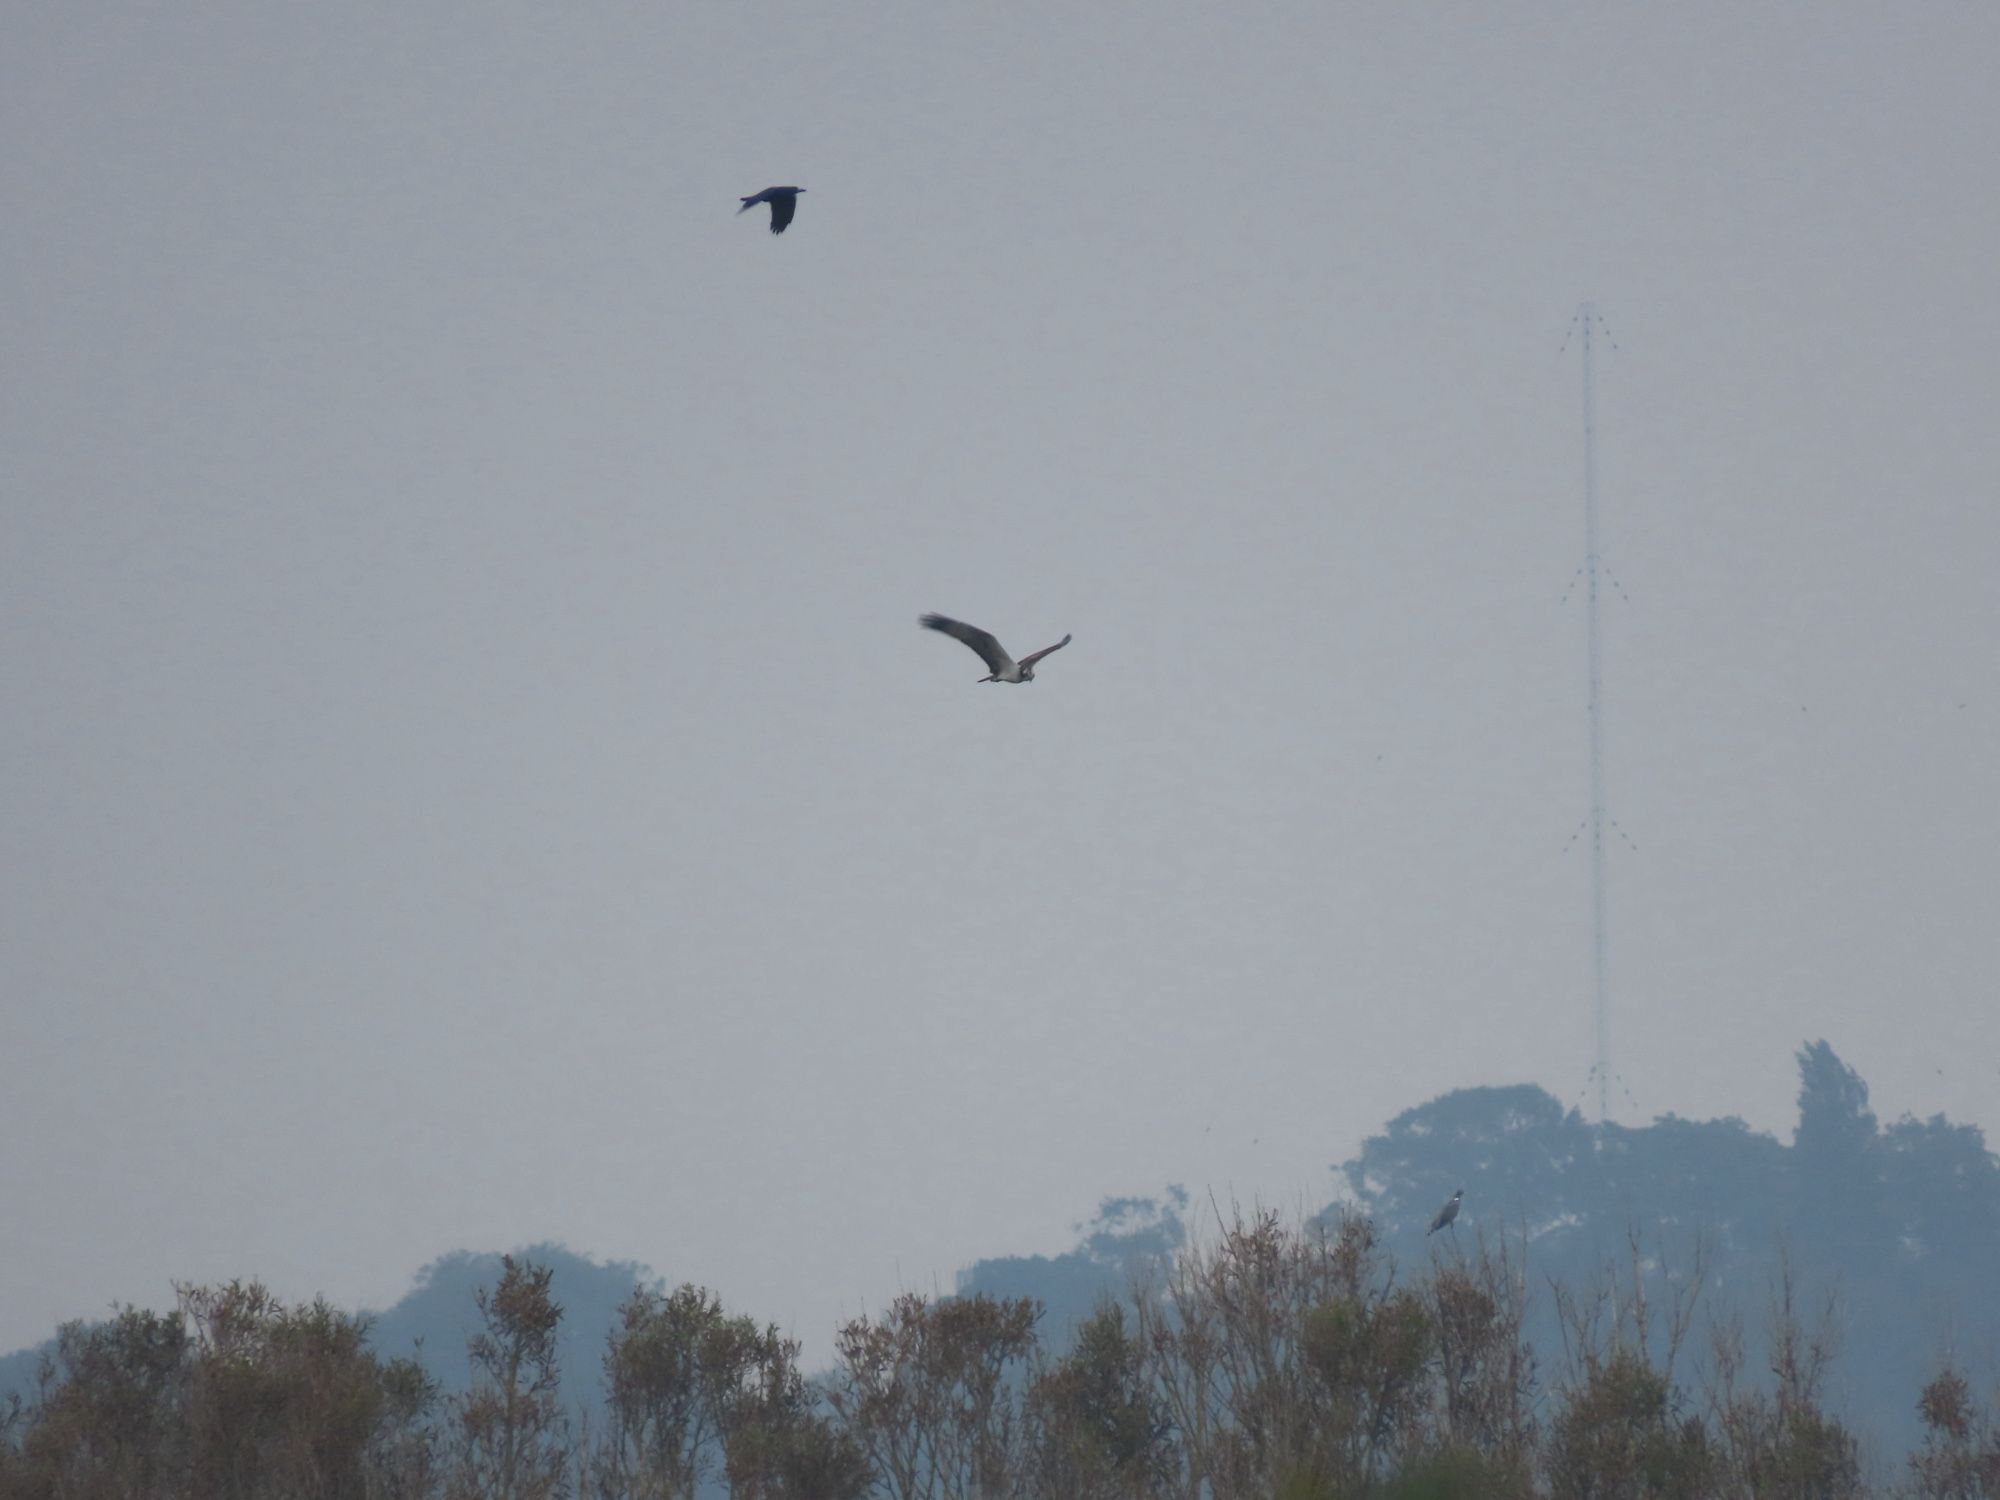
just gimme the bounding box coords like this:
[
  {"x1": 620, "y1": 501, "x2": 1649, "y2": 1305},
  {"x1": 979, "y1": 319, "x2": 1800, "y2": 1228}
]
[{"x1": 738, "y1": 187, "x2": 803, "y2": 232}]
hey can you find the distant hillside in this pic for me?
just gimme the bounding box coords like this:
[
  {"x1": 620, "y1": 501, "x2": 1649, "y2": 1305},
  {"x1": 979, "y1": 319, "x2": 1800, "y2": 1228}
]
[
  {"x1": 955, "y1": 1187, "x2": 1189, "y2": 1337},
  {"x1": 363, "y1": 1243, "x2": 657, "y2": 1415},
  {"x1": 0, "y1": 1242, "x2": 653, "y2": 1422},
  {"x1": 7, "y1": 1042, "x2": 1992, "y2": 1473},
  {"x1": 956, "y1": 1041, "x2": 2000, "y2": 1465}
]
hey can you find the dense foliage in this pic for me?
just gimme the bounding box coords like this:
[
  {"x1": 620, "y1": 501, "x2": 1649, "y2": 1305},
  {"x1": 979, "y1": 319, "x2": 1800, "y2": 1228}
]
[
  {"x1": 7, "y1": 1042, "x2": 1997, "y2": 1496},
  {"x1": 4, "y1": 1220, "x2": 1998, "y2": 1498},
  {"x1": 965, "y1": 1043, "x2": 2000, "y2": 1461}
]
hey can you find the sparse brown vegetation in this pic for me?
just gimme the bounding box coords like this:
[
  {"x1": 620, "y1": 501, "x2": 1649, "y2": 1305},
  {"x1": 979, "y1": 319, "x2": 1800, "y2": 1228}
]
[{"x1": 0, "y1": 1221, "x2": 1990, "y2": 1499}]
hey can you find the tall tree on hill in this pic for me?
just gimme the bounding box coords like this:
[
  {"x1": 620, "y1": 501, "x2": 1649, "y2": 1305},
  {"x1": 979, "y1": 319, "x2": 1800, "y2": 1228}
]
[
  {"x1": 1788, "y1": 1040, "x2": 1894, "y2": 1286},
  {"x1": 448, "y1": 1256, "x2": 569, "y2": 1500}
]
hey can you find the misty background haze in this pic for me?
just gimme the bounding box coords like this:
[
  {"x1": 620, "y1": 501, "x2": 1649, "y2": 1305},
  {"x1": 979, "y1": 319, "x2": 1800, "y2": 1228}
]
[{"x1": 3, "y1": 0, "x2": 1996, "y2": 1380}]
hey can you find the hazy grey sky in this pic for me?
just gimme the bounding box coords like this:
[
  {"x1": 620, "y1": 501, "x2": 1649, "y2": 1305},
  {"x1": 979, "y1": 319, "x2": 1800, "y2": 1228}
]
[{"x1": 5, "y1": 3, "x2": 1996, "y2": 1361}]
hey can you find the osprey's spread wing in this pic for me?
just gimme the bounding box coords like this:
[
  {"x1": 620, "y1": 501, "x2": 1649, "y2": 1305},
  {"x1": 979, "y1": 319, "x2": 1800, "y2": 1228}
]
[
  {"x1": 920, "y1": 614, "x2": 1014, "y2": 677},
  {"x1": 1017, "y1": 634, "x2": 1072, "y2": 669}
]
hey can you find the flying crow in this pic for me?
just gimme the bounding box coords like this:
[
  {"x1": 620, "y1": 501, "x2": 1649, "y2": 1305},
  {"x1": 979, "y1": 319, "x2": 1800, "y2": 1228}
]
[{"x1": 738, "y1": 186, "x2": 805, "y2": 234}]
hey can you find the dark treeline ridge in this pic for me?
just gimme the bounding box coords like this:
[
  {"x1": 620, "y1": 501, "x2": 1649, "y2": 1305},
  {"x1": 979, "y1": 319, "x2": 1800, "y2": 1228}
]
[
  {"x1": 960, "y1": 1043, "x2": 2000, "y2": 1465},
  {"x1": 6, "y1": 1041, "x2": 1999, "y2": 1498},
  {"x1": 4, "y1": 1220, "x2": 2000, "y2": 1499}
]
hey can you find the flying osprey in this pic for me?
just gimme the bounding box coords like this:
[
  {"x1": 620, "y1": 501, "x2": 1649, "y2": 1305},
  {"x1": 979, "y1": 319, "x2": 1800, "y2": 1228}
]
[
  {"x1": 920, "y1": 614, "x2": 1071, "y2": 684},
  {"x1": 1427, "y1": 1189, "x2": 1464, "y2": 1236},
  {"x1": 738, "y1": 186, "x2": 805, "y2": 234}
]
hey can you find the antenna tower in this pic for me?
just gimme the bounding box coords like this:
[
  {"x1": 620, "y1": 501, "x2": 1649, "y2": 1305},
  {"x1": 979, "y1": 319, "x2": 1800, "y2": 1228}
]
[{"x1": 1570, "y1": 303, "x2": 1616, "y2": 1121}]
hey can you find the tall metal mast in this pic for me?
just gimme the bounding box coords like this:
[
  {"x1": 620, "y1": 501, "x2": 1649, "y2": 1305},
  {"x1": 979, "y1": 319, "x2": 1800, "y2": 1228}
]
[{"x1": 1577, "y1": 304, "x2": 1612, "y2": 1122}]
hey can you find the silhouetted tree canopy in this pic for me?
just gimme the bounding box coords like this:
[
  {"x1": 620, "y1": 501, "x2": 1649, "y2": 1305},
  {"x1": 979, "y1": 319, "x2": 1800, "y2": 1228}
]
[
  {"x1": 1325, "y1": 1042, "x2": 2000, "y2": 1460},
  {"x1": 5, "y1": 1045, "x2": 1996, "y2": 1493}
]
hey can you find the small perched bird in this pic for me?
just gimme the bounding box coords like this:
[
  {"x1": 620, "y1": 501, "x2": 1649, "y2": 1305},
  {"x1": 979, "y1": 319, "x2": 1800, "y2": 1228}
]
[
  {"x1": 1427, "y1": 1189, "x2": 1464, "y2": 1236},
  {"x1": 920, "y1": 614, "x2": 1072, "y2": 684},
  {"x1": 738, "y1": 186, "x2": 805, "y2": 234}
]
